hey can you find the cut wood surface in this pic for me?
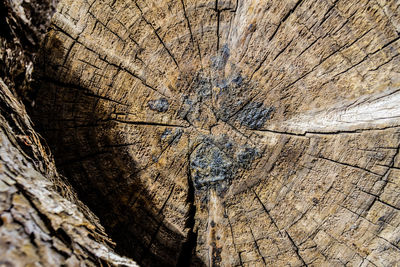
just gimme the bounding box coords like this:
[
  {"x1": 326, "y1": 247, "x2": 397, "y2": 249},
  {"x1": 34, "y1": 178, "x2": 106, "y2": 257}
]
[{"x1": 2, "y1": 0, "x2": 400, "y2": 266}]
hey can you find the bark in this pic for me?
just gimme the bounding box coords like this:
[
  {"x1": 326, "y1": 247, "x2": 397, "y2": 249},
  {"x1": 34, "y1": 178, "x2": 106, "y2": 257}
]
[{"x1": 3, "y1": 0, "x2": 400, "y2": 266}]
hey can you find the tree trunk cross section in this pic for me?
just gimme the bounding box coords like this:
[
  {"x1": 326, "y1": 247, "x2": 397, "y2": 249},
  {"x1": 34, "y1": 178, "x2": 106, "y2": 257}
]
[{"x1": 2, "y1": 0, "x2": 400, "y2": 266}]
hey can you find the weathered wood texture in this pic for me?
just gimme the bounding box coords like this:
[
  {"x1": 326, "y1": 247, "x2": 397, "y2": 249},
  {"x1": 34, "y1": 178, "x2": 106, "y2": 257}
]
[
  {"x1": 0, "y1": 0, "x2": 137, "y2": 266},
  {"x1": 32, "y1": 0, "x2": 400, "y2": 266}
]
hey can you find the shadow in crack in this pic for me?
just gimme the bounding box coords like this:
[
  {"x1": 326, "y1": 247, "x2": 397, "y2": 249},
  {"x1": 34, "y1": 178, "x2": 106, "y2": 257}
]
[{"x1": 30, "y1": 31, "x2": 205, "y2": 267}]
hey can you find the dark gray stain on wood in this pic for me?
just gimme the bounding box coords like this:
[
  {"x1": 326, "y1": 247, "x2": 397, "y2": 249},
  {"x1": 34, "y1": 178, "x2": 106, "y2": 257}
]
[
  {"x1": 190, "y1": 142, "x2": 234, "y2": 190},
  {"x1": 190, "y1": 135, "x2": 260, "y2": 194},
  {"x1": 237, "y1": 102, "x2": 274, "y2": 129},
  {"x1": 148, "y1": 98, "x2": 169, "y2": 112}
]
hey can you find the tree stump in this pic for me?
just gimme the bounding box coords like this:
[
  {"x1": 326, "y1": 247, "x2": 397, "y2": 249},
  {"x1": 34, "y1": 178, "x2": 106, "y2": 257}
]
[{"x1": 4, "y1": 0, "x2": 400, "y2": 266}]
